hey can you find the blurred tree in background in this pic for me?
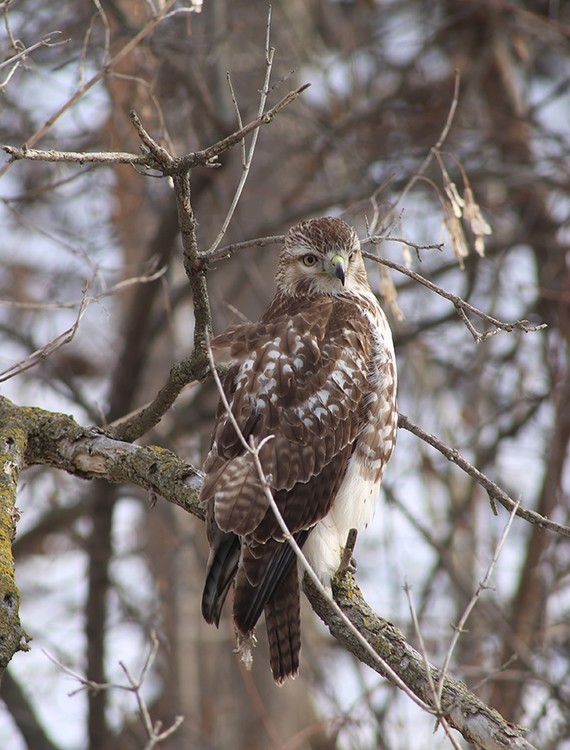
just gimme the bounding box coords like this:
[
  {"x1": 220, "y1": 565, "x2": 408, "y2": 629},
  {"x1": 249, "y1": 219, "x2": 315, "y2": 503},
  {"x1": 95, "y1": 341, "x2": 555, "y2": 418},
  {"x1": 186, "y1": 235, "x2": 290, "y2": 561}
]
[{"x1": 0, "y1": 1, "x2": 569, "y2": 748}]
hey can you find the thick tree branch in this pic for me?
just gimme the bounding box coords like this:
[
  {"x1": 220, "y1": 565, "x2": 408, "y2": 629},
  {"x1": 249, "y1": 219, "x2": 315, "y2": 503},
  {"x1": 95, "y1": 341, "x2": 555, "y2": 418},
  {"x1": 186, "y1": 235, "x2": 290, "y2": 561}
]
[
  {"x1": 0, "y1": 407, "x2": 30, "y2": 679},
  {"x1": 0, "y1": 397, "x2": 203, "y2": 520},
  {"x1": 305, "y1": 574, "x2": 536, "y2": 750}
]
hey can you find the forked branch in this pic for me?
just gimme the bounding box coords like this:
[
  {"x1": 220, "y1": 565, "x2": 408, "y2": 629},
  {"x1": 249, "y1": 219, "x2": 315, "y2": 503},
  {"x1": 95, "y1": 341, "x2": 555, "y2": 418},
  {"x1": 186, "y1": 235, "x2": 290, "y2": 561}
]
[
  {"x1": 398, "y1": 413, "x2": 570, "y2": 538},
  {"x1": 363, "y1": 250, "x2": 546, "y2": 342},
  {"x1": 305, "y1": 574, "x2": 536, "y2": 750},
  {"x1": 2, "y1": 84, "x2": 310, "y2": 174}
]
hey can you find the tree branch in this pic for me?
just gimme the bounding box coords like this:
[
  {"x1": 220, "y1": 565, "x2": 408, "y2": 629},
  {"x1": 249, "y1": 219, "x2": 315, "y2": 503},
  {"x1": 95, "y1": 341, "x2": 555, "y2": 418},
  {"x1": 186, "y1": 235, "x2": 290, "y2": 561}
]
[
  {"x1": 0, "y1": 406, "x2": 31, "y2": 678},
  {"x1": 0, "y1": 396, "x2": 203, "y2": 521},
  {"x1": 398, "y1": 413, "x2": 570, "y2": 538},
  {"x1": 106, "y1": 355, "x2": 207, "y2": 442},
  {"x1": 2, "y1": 84, "x2": 310, "y2": 174},
  {"x1": 362, "y1": 250, "x2": 547, "y2": 342},
  {"x1": 305, "y1": 573, "x2": 536, "y2": 750}
]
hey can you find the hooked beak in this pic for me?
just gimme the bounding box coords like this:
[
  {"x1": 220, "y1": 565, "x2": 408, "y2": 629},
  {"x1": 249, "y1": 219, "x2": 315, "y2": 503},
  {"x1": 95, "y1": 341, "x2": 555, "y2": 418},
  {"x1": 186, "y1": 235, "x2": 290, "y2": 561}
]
[{"x1": 331, "y1": 254, "x2": 346, "y2": 286}]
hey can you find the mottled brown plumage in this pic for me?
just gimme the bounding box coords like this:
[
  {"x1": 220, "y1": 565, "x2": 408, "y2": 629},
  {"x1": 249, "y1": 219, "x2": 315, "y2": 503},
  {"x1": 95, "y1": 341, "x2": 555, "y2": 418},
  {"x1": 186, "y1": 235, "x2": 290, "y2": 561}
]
[{"x1": 201, "y1": 217, "x2": 397, "y2": 683}]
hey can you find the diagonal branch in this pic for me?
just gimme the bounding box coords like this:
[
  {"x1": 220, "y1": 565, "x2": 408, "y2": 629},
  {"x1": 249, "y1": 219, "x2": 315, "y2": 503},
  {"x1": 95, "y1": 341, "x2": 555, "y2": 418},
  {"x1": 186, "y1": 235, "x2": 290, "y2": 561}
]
[
  {"x1": 362, "y1": 251, "x2": 547, "y2": 342},
  {"x1": 305, "y1": 574, "x2": 536, "y2": 750},
  {"x1": 398, "y1": 413, "x2": 570, "y2": 538}
]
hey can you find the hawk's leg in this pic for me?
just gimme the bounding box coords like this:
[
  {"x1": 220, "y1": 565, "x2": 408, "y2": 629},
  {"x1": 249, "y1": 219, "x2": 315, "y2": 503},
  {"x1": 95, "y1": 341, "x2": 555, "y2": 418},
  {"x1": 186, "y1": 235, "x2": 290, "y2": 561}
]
[{"x1": 338, "y1": 528, "x2": 358, "y2": 575}]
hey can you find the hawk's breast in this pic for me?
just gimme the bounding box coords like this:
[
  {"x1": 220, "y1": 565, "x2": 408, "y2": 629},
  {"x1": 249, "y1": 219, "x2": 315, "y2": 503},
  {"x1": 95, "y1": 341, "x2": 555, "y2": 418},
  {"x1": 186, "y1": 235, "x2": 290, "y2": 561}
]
[{"x1": 303, "y1": 290, "x2": 397, "y2": 584}]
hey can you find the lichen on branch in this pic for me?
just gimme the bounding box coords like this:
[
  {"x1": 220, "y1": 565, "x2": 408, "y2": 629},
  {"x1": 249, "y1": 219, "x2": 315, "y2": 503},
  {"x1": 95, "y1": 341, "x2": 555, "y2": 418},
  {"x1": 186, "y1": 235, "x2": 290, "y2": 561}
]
[{"x1": 0, "y1": 410, "x2": 30, "y2": 678}]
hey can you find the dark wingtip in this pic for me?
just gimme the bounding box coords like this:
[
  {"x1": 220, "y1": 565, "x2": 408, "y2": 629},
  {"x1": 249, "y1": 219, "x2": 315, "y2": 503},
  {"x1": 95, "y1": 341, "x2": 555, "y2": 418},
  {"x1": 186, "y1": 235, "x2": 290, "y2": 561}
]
[
  {"x1": 201, "y1": 532, "x2": 241, "y2": 626},
  {"x1": 201, "y1": 585, "x2": 223, "y2": 626}
]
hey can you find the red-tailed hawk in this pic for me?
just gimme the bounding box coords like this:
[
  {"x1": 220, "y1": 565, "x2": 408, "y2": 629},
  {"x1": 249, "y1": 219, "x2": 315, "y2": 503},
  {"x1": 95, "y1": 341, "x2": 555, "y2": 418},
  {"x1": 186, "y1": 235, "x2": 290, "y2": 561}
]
[{"x1": 201, "y1": 217, "x2": 397, "y2": 683}]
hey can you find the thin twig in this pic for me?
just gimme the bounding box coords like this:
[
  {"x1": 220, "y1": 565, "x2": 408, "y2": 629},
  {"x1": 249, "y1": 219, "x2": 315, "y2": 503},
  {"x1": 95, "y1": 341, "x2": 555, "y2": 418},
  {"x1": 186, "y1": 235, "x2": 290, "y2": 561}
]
[
  {"x1": 205, "y1": 234, "x2": 285, "y2": 264},
  {"x1": 384, "y1": 71, "x2": 461, "y2": 229},
  {"x1": 364, "y1": 250, "x2": 547, "y2": 342},
  {"x1": 405, "y1": 586, "x2": 463, "y2": 750},
  {"x1": 44, "y1": 632, "x2": 183, "y2": 748},
  {"x1": 205, "y1": 7, "x2": 276, "y2": 256},
  {"x1": 0, "y1": 32, "x2": 66, "y2": 91},
  {"x1": 0, "y1": 266, "x2": 166, "y2": 310},
  {"x1": 0, "y1": 291, "x2": 90, "y2": 383},
  {"x1": 119, "y1": 632, "x2": 184, "y2": 748},
  {"x1": 437, "y1": 500, "x2": 521, "y2": 706},
  {"x1": 184, "y1": 83, "x2": 310, "y2": 172},
  {"x1": 398, "y1": 413, "x2": 570, "y2": 538}
]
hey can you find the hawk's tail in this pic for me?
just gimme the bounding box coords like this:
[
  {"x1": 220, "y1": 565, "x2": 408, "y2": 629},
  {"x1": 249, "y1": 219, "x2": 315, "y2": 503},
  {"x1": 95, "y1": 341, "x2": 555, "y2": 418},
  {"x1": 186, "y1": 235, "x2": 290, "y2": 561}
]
[
  {"x1": 233, "y1": 530, "x2": 309, "y2": 683},
  {"x1": 264, "y1": 563, "x2": 301, "y2": 684}
]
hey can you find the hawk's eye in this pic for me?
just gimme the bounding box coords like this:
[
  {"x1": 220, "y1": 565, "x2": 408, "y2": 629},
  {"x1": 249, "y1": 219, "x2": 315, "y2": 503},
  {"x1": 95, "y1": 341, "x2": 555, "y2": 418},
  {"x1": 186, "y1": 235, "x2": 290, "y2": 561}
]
[
  {"x1": 303, "y1": 254, "x2": 318, "y2": 267},
  {"x1": 349, "y1": 252, "x2": 355, "y2": 261}
]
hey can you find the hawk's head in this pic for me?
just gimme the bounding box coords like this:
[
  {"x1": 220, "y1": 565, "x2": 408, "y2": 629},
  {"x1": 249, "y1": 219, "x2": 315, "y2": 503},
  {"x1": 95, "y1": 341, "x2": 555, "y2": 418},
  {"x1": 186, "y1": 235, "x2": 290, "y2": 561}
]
[{"x1": 276, "y1": 217, "x2": 371, "y2": 297}]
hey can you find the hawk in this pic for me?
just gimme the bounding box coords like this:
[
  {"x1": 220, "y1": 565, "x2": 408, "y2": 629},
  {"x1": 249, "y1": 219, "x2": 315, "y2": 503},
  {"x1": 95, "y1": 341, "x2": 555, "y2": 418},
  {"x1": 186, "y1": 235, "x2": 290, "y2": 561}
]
[{"x1": 200, "y1": 216, "x2": 397, "y2": 683}]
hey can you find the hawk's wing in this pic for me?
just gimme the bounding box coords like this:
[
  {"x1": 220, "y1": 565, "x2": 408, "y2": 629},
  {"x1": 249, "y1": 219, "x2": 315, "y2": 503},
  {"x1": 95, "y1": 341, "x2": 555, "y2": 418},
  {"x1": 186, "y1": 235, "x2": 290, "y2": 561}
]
[{"x1": 202, "y1": 295, "x2": 373, "y2": 537}]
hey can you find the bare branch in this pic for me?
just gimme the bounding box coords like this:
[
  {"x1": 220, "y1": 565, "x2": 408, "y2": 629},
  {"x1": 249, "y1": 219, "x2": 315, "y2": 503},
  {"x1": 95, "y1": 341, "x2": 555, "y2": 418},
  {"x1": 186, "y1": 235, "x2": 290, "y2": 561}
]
[
  {"x1": 404, "y1": 586, "x2": 463, "y2": 750},
  {"x1": 0, "y1": 32, "x2": 66, "y2": 91},
  {"x1": 205, "y1": 234, "x2": 285, "y2": 264},
  {"x1": 0, "y1": 0, "x2": 179, "y2": 178},
  {"x1": 0, "y1": 291, "x2": 89, "y2": 383},
  {"x1": 3, "y1": 83, "x2": 310, "y2": 175},
  {"x1": 437, "y1": 501, "x2": 521, "y2": 706},
  {"x1": 205, "y1": 7, "x2": 277, "y2": 256},
  {"x1": 45, "y1": 633, "x2": 183, "y2": 749},
  {"x1": 2, "y1": 145, "x2": 149, "y2": 166},
  {"x1": 205, "y1": 230, "x2": 542, "y2": 345},
  {"x1": 379, "y1": 71, "x2": 461, "y2": 232},
  {"x1": 182, "y1": 83, "x2": 311, "y2": 173},
  {"x1": 119, "y1": 633, "x2": 184, "y2": 749},
  {"x1": 398, "y1": 413, "x2": 570, "y2": 538},
  {"x1": 363, "y1": 250, "x2": 547, "y2": 341},
  {"x1": 106, "y1": 355, "x2": 208, "y2": 443},
  {"x1": 129, "y1": 110, "x2": 175, "y2": 169},
  {"x1": 305, "y1": 574, "x2": 537, "y2": 750},
  {"x1": 0, "y1": 266, "x2": 166, "y2": 311}
]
